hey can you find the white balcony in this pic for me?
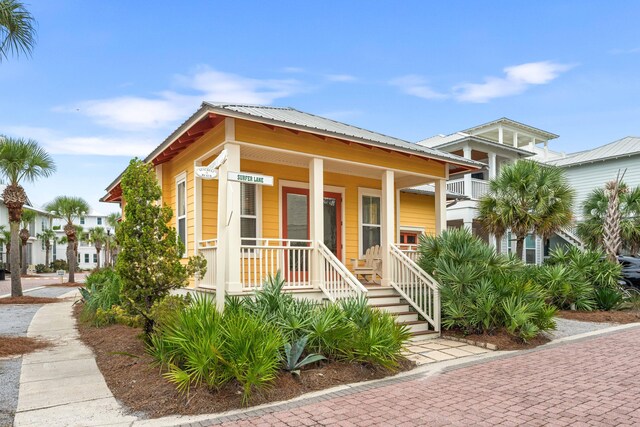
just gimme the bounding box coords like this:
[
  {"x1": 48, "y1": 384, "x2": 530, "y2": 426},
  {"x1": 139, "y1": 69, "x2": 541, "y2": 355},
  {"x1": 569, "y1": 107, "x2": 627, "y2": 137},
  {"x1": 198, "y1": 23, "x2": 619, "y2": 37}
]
[{"x1": 447, "y1": 177, "x2": 490, "y2": 200}]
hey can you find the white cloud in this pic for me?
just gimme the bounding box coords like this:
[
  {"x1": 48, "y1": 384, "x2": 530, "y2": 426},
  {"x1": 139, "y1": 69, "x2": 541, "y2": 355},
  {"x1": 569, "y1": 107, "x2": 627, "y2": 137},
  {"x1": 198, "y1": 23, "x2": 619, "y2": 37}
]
[
  {"x1": 56, "y1": 68, "x2": 305, "y2": 131},
  {"x1": 281, "y1": 66, "x2": 305, "y2": 73},
  {"x1": 391, "y1": 61, "x2": 574, "y2": 103},
  {"x1": 3, "y1": 126, "x2": 156, "y2": 157},
  {"x1": 454, "y1": 61, "x2": 574, "y2": 103},
  {"x1": 326, "y1": 74, "x2": 357, "y2": 82},
  {"x1": 390, "y1": 75, "x2": 449, "y2": 100}
]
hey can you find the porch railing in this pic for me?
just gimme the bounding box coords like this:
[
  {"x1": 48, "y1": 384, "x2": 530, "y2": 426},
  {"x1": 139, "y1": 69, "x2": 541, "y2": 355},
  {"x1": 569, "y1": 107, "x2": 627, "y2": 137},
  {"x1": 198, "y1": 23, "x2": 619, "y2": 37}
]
[
  {"x1": 198, "y1": 239, "x2": 217, "y2": 289},
  {"x1": 446, "y1": 177, "x2": 490, "y2": 199},
  {"x1": 395, "y1": 243, "x2": 419, "y2": 262},
  {"x1": 318, "y1": 241, "x2": 367, "y2": 301},
  {"x1": 389, "y1": 244, "x2": 440, "y2": 332},
  {"x1": 240, "y1": 238, "x2": 313, "y2": 290}
]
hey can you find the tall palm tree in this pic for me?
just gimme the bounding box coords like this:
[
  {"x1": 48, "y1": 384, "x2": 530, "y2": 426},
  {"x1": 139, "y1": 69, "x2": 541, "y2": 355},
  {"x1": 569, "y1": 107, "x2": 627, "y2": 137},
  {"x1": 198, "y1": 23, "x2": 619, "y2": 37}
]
[
  {"x1": 477, "y1": 160, "x2": 574, "y2": 260},
  {"x1": 577, "y1": 183, "x2": 640, "y2": 256},
  {"x1": 106, "y1": 212, "x2": 120, "y2": 266},
  {"x1": 0, "y1": 137, "x2": 55, "y2": 297},
  {"x1": 88, "y1": 227, "x2": 106, "y2": 269},
  {"x1": 0, "y1": 0, "x2": 36, "y2": 62},
  {"x1": 37, "y1": 227, "x2": 56, "y2": 268},
  {"x1": 44, "y1": 196, "x2": 89, "y2": 283},
  {"x1": 18, "y1": 208, "x2": 34, "y2": 274}
]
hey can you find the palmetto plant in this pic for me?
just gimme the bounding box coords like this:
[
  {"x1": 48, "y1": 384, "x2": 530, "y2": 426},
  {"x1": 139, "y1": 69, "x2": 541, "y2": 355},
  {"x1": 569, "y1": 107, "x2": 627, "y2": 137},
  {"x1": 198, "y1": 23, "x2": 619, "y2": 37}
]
[
  {"x1": 0, "y1": 0, "x2": 36, "y2": 62},
  {"x1": 478, "y1": 160, "x2": 574, "y2": 259},
  {"x1": 18, "y1": 208, "x2": 35, "y2": 274},
  {"x1": 0, "y1": 136, "x2": 55, "y2": 296},
  {"x1": 88, "y1": 227, "x2": 107, "y2": 269},
  {"x1": 44, "y1": 196, "x2": 90, "y2": 283}
]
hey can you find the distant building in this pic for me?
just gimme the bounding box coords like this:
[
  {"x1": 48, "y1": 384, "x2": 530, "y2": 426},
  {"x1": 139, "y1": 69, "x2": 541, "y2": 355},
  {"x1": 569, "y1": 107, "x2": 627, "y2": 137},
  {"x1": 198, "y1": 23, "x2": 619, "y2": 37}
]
[{"x1": 51, "y1": 213, "x2": 114, "y2": 270}]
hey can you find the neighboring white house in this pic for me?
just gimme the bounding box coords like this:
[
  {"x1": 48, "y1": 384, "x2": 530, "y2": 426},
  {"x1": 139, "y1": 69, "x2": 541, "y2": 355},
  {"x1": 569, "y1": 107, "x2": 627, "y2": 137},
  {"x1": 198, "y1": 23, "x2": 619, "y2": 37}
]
[
  {"x1": 51, "y1": 212, "x2": 113, "y2": 270},
  {"x1": 418, "y1": 117, "x2": 560, "y2": 264}
]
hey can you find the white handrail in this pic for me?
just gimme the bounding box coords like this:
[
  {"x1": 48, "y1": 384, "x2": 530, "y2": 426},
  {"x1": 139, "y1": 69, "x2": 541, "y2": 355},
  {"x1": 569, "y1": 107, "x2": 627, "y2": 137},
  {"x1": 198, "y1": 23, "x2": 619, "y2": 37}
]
[
  {"x1": 240, "y1": 238, "x2": 313, "y2": 289},
  {"x1": 317, "y1": 241, "x2": 367, "y2": 301},
  {"x1": 389, "y1": 244, "x2": 440, "y2": 332},
  {"x1": 395, "y1": 243, "x2": 419, "y2": 262}
]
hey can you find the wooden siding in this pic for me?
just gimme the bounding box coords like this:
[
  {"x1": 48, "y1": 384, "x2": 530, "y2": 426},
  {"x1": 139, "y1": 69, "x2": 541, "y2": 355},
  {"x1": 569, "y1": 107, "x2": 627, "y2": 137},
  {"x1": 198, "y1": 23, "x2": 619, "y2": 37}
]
[{"x1": 398, "y1": 192, "x2": 436, "y2": 236}]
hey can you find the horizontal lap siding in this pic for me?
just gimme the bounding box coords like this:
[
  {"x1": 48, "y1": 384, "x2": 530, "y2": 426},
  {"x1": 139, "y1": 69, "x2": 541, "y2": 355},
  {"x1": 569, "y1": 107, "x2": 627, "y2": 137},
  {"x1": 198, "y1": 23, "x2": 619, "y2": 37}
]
[{"x1": 399, "y1": 192, "x2": 436, "y2": 236}]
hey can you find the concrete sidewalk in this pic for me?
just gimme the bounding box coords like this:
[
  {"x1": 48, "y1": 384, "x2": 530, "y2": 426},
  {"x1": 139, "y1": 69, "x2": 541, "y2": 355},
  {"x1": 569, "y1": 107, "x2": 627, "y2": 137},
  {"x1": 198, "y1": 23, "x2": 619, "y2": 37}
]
[{"x1": 13, "y1": 290, "x2": 136, "y2": 427}]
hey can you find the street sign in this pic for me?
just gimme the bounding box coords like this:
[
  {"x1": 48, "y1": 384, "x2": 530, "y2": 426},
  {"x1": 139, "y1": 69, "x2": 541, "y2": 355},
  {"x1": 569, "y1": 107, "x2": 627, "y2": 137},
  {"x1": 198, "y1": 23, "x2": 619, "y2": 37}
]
[
  {"x1": 227, "y1": 171, "x2": 274, "y2": 186},
  {"x1": 194, "y1": 166, "x2": 218, "y2": 179}
]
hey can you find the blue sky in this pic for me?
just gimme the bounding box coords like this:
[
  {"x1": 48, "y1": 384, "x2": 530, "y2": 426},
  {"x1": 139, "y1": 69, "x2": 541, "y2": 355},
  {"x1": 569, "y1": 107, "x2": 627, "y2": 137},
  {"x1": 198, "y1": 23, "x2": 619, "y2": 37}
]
[{"x1": 1, "y1": 0, "x2": 639, "y2": 212}]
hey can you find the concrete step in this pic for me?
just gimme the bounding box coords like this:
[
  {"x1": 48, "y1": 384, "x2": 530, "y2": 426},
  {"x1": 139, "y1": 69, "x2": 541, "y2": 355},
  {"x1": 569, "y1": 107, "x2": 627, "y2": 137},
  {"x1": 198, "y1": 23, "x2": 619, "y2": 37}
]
[
  {"x1": 398, "y1": 320, "x2": 430, "y2": 334},
  {"x1": 366, "y1": 295, "x2": 402, "y2": 306},
  {"x1": 409, "y1": 330, "x2": 440, "y2": 341},
  {"x1": 371, "y1": 303, "x2": 411, "y2": 314},
  {"x1": 391, "y1": 311, "x2": 419, "y2": 323}
]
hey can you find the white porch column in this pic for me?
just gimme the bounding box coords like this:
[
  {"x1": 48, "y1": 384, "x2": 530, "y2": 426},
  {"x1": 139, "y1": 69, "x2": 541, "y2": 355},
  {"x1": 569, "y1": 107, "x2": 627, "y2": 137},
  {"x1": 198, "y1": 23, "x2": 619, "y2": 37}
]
[
  {"x1": 434, "y1": 178, "x2": 447, "y2": 235},
  {"x1": 513, "y1": 132, "x2": 519, "y2": 148},
  {"x1": 544, "y1": 141, "x2": 549, "y2": 161},
  {"x1": 498, "y1": 125, "x2": 504, "y2": 145},
  {"x1": 226, "y1": 143, "x2": 242, "y2": 293},
  {"x1": 488, "y1": 152, "x2": 497, "y2": 180},
  {"x1": 215, "y1": 153, "x2": 229, "y2": 312},
  {"x1": 463, "y1": 220, "x2": 473, "y2": 231},
  {"x1": 380, "y1": 170, "x2": 394, "y2": 286},
  {"x1": 463, "y1": 145, "x2": 472, "y2": 198},
  {"x1": 529, "y1": 137, "x2": 535, "y2": 152},
  {"x1": 309, "y1": 158, "x2": 324, "y2": 288}
]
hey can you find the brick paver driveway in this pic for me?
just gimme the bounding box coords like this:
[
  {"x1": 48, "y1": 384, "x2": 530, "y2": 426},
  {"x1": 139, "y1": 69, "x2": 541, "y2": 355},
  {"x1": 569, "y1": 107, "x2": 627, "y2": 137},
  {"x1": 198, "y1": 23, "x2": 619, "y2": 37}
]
[{"x1": 203, "y1": 327, "x2": 640, "y2": 426}]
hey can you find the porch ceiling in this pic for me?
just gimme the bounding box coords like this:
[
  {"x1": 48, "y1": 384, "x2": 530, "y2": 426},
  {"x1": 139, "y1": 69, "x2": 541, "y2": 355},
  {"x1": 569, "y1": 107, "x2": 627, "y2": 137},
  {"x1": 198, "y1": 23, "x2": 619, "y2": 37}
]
[{"x1": 238, "y1": 144, "x2": 436, "y2": 188}]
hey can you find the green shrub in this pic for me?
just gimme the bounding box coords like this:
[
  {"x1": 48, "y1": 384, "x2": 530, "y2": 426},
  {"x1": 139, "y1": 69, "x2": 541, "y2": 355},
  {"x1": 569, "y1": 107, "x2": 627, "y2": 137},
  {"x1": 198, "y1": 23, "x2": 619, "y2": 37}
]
[
  {"x1": 418, "y1": 229, "x2": 556, "y2": 341},
  {"x1": 593, "y1": 287, "x2": 624, "y2": 311},
  {"x1": 79, "y1": 268, "x2": 124, "y2": 325},
  {"x1": 50, "y1": 259, "x2": 68, "y2": 271},
  {"x1": 149, "y1": 294, "x2": 191, "y2": 332},
  {"x1": 35, "y1": 264, "x2": 49, "y2": 273},
  {"x1": 283, "y1": 335, "x2": 325, "y2": 377},
  {"x1": 533, "y1": 264, "x2": 595, "y2": 311},
  {"x1": 93, "y1": 305, "x2": 143, "y2": 327}
]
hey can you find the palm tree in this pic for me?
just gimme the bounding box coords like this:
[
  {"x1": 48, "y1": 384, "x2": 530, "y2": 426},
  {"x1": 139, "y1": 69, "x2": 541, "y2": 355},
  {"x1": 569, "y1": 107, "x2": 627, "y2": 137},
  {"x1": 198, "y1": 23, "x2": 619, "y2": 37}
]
[
  {"x1": 18, "y1": 208, "x2": 34, "y2": 275},
  {"x1": 44, "y1": 196, "x2": 89, "y2": 283},
  {"x1": 105, "y1": 212, "x2": 120, "y2": 266},
  {"x1": 0, "y1": 137, "x2": 55, "y2": 297},
  {"x1": 0, "y1": 0, "x2": 36, "y2": 62},
  {"x1": 88, "y1": 227, "x2": 106, "y2": 269},
  {"x1": 477, "y1": 160, "x2": 574, "y2": 260},
  {"x1": 37, "y1": 227, "x2": 56, "y2": 268},
  {"x1": 577, "y1": 183, "x2": 640, "y2": 256}
]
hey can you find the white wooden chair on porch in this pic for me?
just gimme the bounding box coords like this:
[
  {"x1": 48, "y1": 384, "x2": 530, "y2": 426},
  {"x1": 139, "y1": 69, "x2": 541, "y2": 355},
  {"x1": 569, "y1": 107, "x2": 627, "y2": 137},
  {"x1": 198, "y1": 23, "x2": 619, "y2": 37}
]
[{"x1": 351, "y1": 245, "x2": 382, "y2": 284}]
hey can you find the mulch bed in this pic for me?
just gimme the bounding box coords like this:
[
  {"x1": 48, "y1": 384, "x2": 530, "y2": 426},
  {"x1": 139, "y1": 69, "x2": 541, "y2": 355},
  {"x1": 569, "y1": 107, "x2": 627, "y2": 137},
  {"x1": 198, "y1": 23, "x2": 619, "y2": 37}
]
[
  {"x1": 45, "y1": 282, "x2": 85, "y2": 288},
  {"x1": 0, "y1": 296, "x2": 62, "y2": 304},
  {"x1": 443, "y1": 328, "x2": 550, "y2": 351},
  {"x1": 0, "y1": 336, "x2": 51, "y2": 357},
  {"x1": 73, "y1": 304, "x2": 413, "y2": 418},
  {"x1": 557, "y1": 310, "x2": 640, "y2": 324}
]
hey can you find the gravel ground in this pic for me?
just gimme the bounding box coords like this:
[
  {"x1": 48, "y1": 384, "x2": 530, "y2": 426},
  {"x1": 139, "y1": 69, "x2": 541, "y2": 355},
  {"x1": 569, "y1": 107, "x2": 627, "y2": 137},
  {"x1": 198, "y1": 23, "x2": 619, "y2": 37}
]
[
  {"x1": 0, "y1": 358, "x2": 21, "y2": 427},
  {"x1": 0, "y1": 286, "x2": 74, "y2": 427},
  {"x1": 545, "y1": 317, "x2": 615, "y2": 340}
]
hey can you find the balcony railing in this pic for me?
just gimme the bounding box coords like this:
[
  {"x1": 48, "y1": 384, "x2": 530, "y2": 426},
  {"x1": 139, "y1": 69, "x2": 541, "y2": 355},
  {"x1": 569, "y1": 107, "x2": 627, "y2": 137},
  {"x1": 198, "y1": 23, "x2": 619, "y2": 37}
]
[{"x1": 447, "y1": 177, "x2": 490, "y2": 200}]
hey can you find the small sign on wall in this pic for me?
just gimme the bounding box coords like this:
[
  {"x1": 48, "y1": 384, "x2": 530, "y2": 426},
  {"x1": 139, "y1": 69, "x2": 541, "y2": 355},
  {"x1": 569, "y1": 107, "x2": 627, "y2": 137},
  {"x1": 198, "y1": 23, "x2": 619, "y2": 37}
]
[{"x1": 227, "y1": 171, "x2": 274, "y2": 186}]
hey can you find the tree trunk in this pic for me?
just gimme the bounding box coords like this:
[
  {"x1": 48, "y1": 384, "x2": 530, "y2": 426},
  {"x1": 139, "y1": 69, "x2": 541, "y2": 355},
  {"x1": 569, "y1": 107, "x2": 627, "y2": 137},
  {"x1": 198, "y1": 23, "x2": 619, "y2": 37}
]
[
  {"x1": 67, "y1": 239, "x2": 75, "y2": 283},
  {"x1": 21, "y1": 240, "x2": 28, "y2": 275},
  {"x1": 495, "y1": 233, "x2": 503, "y2": 255},
  {"x1": 6, "y1": 243, "x2": 10, "y2": 271},
  {"x1": 516, "y1": 236, "x2": 525, "y2": 261},
  {"x1": 96, "y1": 248, "x2": 101, "y2": 269},
  {"x1": 45, "y1": 242, "x2": 50, "y2": 268},
  {"x1": 10, "y1": 222, "x2": 22, "y2": 297}
]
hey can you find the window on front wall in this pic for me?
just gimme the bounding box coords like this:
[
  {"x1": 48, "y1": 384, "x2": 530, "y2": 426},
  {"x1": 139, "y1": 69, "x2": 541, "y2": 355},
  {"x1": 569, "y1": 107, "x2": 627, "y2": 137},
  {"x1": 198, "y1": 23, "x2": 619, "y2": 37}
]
[
  {"x1": 360, "y1": 192, "x2": 381, "y2": 256},
  {"x1": 93, "y1": 253, "x2": 97, "y2": 263},
  {"x1": 84, "y1": 253, "x2": 89, "y2": 264},
  {"x1": 176, "y1": 176, "x2": 187, "y2": 254},
  {"x1": 525, "y1": 234, "x2": 536, "y2": 264},
  {"x1": 400, "y1": 231, "x2": 419, "y2": 245},
  {"x1": 97, "y1": 217, "x2": 102, "y2": 225},
  {"x1": 80, "y1": 218, "x2": 85, "y2": 225},
  {"x1": 240, "y1": 183, "x2": 258, "y2": 247}
]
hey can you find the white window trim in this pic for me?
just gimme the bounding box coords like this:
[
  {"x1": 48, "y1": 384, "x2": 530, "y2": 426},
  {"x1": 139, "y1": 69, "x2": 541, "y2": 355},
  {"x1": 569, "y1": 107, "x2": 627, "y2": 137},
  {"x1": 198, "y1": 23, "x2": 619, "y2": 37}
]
[
  {"x1": 398, "y1": 226, "x2": 425, "y2": 245},
  {"x1": 175, "y1": 171, "x2": 188, "y2": 258},
  {"x1": 358, "y1": 187, "x2": 382, "y2": 258},
  {"x1": 240, "y1": 182, "x2": 263, "y2": 257},
  {"x1": 278, "y1": 179, "x2": 346, "y2": 263}
]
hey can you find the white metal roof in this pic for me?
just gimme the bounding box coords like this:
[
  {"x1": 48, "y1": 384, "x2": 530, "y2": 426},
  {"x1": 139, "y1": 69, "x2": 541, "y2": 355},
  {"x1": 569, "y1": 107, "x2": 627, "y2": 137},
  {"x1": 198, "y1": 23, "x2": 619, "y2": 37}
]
[
  {"x1": 462, "y1": 117, "x2": 559, "y2": 140},
  {"x1": 547, "y1": 136, "x2": 640, "y2": 167}
]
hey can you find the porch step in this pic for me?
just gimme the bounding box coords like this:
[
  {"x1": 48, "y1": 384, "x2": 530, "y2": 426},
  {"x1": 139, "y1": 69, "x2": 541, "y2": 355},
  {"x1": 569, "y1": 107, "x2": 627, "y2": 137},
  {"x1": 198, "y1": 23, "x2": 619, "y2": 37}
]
[
  {"x1": 363, "y1": 286, "x2": 398, "y2": 297},
  {"x1": 398, "y1": 319, "x2": 430, "y2": 334},
  {"x1": 409, "y1": 330, "x2": 440, "y2": 341},
  {"x1": 370, "y1": 303, "x2": 411, "y2": 314},
  {"x1": 391, "y1": 311, "x2": 419, "y2": 323},
  {"x1": 366, "y1": 295, "x2": 402, "y2": 305}
]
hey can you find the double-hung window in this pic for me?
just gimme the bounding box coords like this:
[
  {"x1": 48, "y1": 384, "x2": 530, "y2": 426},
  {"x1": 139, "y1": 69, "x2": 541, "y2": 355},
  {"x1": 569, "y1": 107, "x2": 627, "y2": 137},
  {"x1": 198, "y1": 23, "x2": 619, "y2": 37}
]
[
  {"x1": 176, "y1": 174, "x2": 187, "y2": 256},
  {"x1": 97, "y1": 217, "x2": 102, "y2": 225},
  {"x1": 84, "y1": 253, "x2": 89, "y2": 264},
  {"x1": 240, "y1": 183, "x2": 258, "y2": 248},
  {"x1": 359, "y1": 189, "x2": 381, "y2": 256}
]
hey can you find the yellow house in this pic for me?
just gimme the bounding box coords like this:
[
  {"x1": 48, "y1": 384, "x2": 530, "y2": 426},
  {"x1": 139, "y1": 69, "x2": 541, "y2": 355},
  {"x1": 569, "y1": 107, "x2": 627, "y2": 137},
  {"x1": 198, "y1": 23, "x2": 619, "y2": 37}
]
[{"x1": 102, "y1": 103, "x2": 480, "y2": 335}]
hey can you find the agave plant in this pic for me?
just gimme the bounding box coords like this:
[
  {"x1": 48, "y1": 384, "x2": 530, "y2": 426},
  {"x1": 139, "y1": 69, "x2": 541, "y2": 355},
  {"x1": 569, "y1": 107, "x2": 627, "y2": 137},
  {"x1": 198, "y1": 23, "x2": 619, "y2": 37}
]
[{"x1": 283, "y1": 335, "x2": 325, "y2": 377}]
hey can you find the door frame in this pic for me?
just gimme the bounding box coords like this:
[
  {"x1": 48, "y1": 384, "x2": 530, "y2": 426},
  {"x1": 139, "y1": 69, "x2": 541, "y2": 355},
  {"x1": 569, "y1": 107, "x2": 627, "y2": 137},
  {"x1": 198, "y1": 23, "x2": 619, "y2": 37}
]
[{"x1": 278, "y1": 180, "x2": 346, "y2": 263}]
